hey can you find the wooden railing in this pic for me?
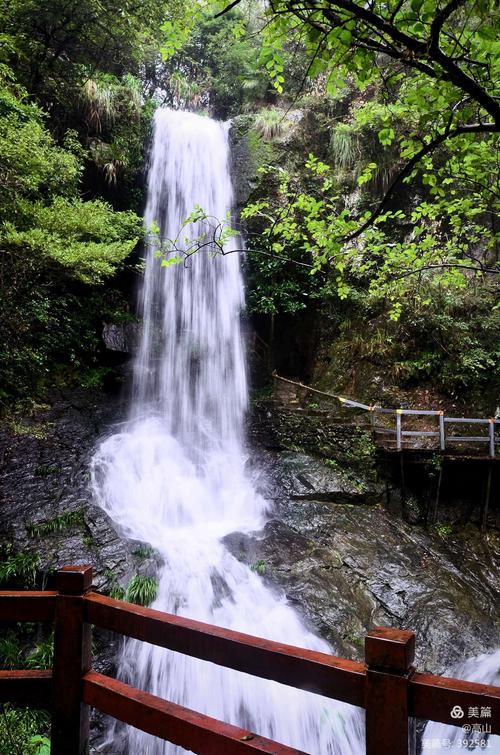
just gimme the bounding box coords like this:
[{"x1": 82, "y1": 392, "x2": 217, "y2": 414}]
[
  {"x1": 272, "y1": 372, "x2": 500, "y2": 458},
  {"x1": 1, "y1": 566, "x2": 499, "y2": 754}
]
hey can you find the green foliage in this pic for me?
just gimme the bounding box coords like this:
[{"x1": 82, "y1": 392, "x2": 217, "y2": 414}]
[
  {"x1": 78, "y1": 367, "x2": 112, "y2": 390},
  {"x1": 110, "y1": 585, "x2": 127, "y2": 601},
  {"x1": 0, "y1": 0, "x2": 177, "y2": 116},
  {"x1": 176, "y1": 1, "x2": 499, "y2": 310},
  {"x1": 0, "y1": 102, "x2": 79, "y2": 205},
  {"x1": 250, "y1": 560, "x2": 267, "y2": 575},
  {"x1": 0, "y1": 71, "x2": 142, "y2": 398},
  {"x1": 29, "y1": 736, "x2": 50, "y2": 755},
  {"x1": 324, "y1": 284, "x2": 499, "y2": 398},
  {"x1": 0, "y1": 0, "x2": 175, "y2": 402},
  {"x1": 254, "y1": 109, "x2": 288, "y2": 141},
  {"x1": 34, "y1": 465, "x2": 61, "y2": 477},
  {"x1": 26, "y1": 511, "x2": 85, "y2": 538},
  {"x1": 324, "y1": 459, "x2": 339, "y2": 470},
  {"x1": 329, "y1": 123, "x2": 360, "y2": 170},
  {"x1": 0, "y1": 632, "x2": 23, "y2": 670},
  {"x1": 133, "y1": 546, "x2": 157, "y2": 563},
  {"x1": 82, "y1": 75, "x2": 156, "y2": 207},
  {"x1": 0, "y1": 627, "x2": 54, "y2": 672},
  {"x1": 0, "y1": 547, "x2": 40, "y2": 588},
  {"x1": 242, "y1": 145, "x2": 498, "y2": 308},
  {"x1": 431, "y1": 522, "x2": 453, "y2": 540},
  {"x1": 430, "y1": 454, "x2": 443, "y2": 472},
  {"x1": 160, "y1": 6, "x2": 270, "y2": 118},
  {"x1": 348, "y1": 430, "x2": 376, "y2": 463},
  {"x1": 392, "y1": 289, "x2": 500, "y2": 392},
  {"x1": 25, "y1": 636, "x2": 54, "y2": 670},
  {"x1": 0, "y1": 706, "x2": 50, "y2": 755},
  {"x1": 126, "y1": 575, "x2": 159, "y2": 607},
  {"x1": 3, "y1": 197, "x2": 141, "y2": 284},
  {"x1": 245, "y1": 251, "x2": 320, "y2": 315},
  {"x1": 103, "y1": 568, "x2": 126, "y2": 600}
]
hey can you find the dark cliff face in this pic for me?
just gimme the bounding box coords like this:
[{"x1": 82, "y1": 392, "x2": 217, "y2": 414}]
[
  {"x1": 0, "y1": 386, "x2": 156, "y2": 595},
  {"x1": 243, "y1": 401, "x2": 500, "y2": 673},
  {"x1": 229, "y1": 112, "x2": 325, "y2": 384},
  {"x1": 0, "y1": 372, "x2": 498, "y2": 695}
]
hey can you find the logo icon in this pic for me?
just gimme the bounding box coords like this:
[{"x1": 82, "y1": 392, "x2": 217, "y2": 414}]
[{"x1": 451, "y1": 706, "x2": 464, "y2": 719}]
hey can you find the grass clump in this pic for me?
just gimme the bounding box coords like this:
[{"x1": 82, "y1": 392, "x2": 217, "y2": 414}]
[
  {"x1": 132, "y1": 545, "x2": 156, "y2": 563},
  {"x1": 0, "y1": 706, "x2": 50, "y2": 755},
  {"x1": 254, "y1": 108, "x2": 287, "y2": 141},
  {"x1": 0, "y1": 548, "x2": 40, "y2": 588},
  {"x1": 26, "y1": 510, "x2": 85, "y2": 538},
  {"x1": 126, "y1": 575, "x2": 158, "y2": 607},
  {"x1": 250, "y1": 560, "x2": 267, "y2": 576}
]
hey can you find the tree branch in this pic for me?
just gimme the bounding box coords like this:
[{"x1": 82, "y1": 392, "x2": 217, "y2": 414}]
[
  {"x1": 389, "y1": 262, "x2": 500, "y2": 281},
  {"x1": 429, "y1": 0, "x2": 467, "y2": 54},
  {"x1": 286, "y1": 0, "x2": 500, "y2": 124},
  {"x1": 344, "y1": 122, "x2": 497, "y2": 242},
  {"x1": 214, "y1": 0, "x2": 243, "y2": 18}
]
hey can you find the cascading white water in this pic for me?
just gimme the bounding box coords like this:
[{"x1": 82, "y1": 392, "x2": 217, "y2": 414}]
[
  {"x1": 91, "y1": 108, "x2": 364, "y2": 754},
  {"x1": 423, "y1": 650, "x2": 500, "y2": 753}
]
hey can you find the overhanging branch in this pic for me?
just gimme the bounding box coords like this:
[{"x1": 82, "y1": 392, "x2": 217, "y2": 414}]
[{"x1": 344, "y1": 122, "x2": 496, "y2": 242}]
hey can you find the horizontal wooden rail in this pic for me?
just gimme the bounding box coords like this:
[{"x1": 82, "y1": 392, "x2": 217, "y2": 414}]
[
  {"x1": 0, "y1": 670, "x2": 53, "y2": 708},
  {"x1": 83, "y1": 671, "x2": 307, "y2": 754},
  {"x1": 84, "y1": 592, "x2": 366, "y2": 707},
  {"x1": 85, "y1": 593, "x2": 500, "y2": 733},
  {"x1": 410, "y1": 672, "x2": 500, "y2": 734},
  {"x1": 0, "y1": 591, "x2": 57, "y2": 622},
  {"x1": 2, "y1": 568, "x2": 500, "y2": 754}
]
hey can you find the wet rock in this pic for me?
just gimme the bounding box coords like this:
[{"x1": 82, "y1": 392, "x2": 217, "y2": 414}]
[
  {"x1": 0, "y1": 385, "x2": 498, "y2": 706},
  {"x1": 226, "y1": 450, "x2": 500, "y2": 675},
  {"x1": 0, "y1": 387, "x2": 144, "y2": 592},
  {"x1": 277, "y1": 451, "x2": 375, "y2": 503},
  {"x1": 229, "y1": 115, "x2": 260, "y2": 211},
  {"x1": 102, "y1": 322, "x2": 142, "y2": 354}
]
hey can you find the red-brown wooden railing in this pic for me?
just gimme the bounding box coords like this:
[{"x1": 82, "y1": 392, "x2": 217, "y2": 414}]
[{"x1": 0, "y1": 566, "x2": 498, "y2": 754}]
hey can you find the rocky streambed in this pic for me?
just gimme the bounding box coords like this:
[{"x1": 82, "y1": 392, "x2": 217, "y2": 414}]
[
  {"x1": 229, "y1": 450, "x2": 499, "y2": 673},
  {"x1": 0, "y1": 387, "x2": 498, "y2": 679}
]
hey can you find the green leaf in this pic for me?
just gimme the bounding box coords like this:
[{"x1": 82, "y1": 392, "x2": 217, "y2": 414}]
[{"x1": 378, "y1": 127, "x2": 395, "y2": 146}]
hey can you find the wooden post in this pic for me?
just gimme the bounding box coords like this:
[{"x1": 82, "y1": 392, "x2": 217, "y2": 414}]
[
  {"x1": 365, "y1": 627, "x2": 416, "y2": 755},
  {"x1": 51, "y1": 565, "x2": 92, "y2": 755}
]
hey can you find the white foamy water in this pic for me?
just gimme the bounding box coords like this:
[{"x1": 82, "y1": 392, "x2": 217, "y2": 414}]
[
  {"x1": 423, "y1": 650, "x2": 500, "y2": 753},
  {"x1": 90, "y1": 108, "x2": 364, "y2": 753}
]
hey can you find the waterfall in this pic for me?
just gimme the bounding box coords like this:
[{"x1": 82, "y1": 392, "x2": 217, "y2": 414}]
[
  {"x1": 91, "y1": 108, "x2": 365, "y2": 753},
  {"x1": 422, "y1": 650, "x2": 500, "y2": 753}
]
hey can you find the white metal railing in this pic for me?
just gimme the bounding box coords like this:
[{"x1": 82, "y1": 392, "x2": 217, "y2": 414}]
[{"x1": 272, "y1": 372, "x2": 500, "y2": 457}]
